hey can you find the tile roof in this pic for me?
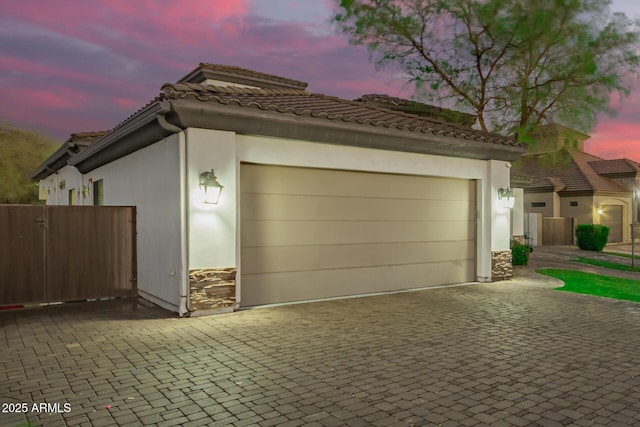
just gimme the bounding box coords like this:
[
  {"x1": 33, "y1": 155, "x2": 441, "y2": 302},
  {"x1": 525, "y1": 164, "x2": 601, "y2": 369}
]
[
  {"x1": 512, "y1": 147, "x2": 631, "y2": 193},
  {"x1": 30, "y1": 130, "x2": 110, "y2": 180},
  {"x1": 68, "y1": 131, "x2": 109, "y2": 143},
  {"x1": 179, "y1": 63, "x2": 309, "y2": 90},
  {"x1": 589, "y1": 159, "x2": 640, "y2": 175},
  {"x1": 354, "y1": 94, "x2": 477, "y2": 127},
  {"x1": 161, "y1": 83, "x2": 524, "y2": 148}
]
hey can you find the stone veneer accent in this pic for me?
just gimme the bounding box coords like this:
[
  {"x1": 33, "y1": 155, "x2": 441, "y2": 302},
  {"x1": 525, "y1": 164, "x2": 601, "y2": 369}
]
[
  {"x1": 491, "y1": 250, "x2": 513, "y2": 281},
  {"x1": 189, "y1": 268, "x2": 236, "y2": 311}
]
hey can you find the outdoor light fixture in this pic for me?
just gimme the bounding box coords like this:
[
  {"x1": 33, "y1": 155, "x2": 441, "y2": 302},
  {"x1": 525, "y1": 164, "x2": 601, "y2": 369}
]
[
  {"x1": 498, "y1": 187, "x2": 515, "y2": 209},
  {"x1": 199, "y1": 169, "x2": 224, "y2": 204}
]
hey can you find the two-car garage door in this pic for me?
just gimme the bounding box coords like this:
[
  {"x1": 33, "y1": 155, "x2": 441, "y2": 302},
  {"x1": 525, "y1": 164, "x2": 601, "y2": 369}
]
[{"x1": 240, "y1": 164, "x2": 476, "y2": 307}]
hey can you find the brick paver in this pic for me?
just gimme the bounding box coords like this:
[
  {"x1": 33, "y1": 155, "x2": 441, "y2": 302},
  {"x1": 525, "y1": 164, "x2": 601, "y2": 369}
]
[{"x1": 2, "y1": 248, "x2": 640, "y2": 426}]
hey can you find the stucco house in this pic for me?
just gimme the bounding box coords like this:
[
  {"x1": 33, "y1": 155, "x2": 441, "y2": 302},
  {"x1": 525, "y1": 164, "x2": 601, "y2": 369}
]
[
  {"x1": 512, "y1": 124, "x2": 640, "y2": 244},
  {"x1": 32, "y1": 63, "x2": 527, "y2": 316},
  {"x1": 31, "y1": 131, "x2": 108, "y2": 204}
]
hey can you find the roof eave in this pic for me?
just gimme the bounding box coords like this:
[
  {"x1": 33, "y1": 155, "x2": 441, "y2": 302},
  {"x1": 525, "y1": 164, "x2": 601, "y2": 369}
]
[
  {"x1": 166, "y1": 99, "x2": 526, "y2": 162},
  {"x1": 68, "y1": 102, "x2": 173, "y2": 173},
  {"x1": 30, "y1": 142, "x2": 74, "y2": 180}
]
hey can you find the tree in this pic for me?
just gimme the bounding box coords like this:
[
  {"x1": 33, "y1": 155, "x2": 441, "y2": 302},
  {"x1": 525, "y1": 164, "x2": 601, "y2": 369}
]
[
  {"x1": 333, "y1": 0, "x2": 640, "y2": 141},
  {"x1": 0, "y1": 124, "x2": 59, "y2": 204}
]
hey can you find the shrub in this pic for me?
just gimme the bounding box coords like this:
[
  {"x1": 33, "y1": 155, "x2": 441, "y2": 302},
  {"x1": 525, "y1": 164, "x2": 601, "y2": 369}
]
[
  {"x1": 511, "y1": 239, "x2": 531, "y2": 266},
  {"x1": 575, "y1": 224, "x2": 610, "y2": 251}
]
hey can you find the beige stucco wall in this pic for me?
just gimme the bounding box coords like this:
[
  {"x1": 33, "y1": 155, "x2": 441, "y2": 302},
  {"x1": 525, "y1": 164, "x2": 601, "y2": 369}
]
[
  {"x1": 559, "y1": 195, "x2": 594, "y2": 226},
  {"x1": 524, "y1": 192, "x2": 555, "y2": 218}
]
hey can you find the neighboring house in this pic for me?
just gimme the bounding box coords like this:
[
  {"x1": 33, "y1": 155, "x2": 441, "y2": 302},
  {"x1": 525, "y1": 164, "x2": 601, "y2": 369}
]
[
  {"x1": 511, "y1": 123, "x2": 640, "y2": 244},
  {"x1": 33, "y1": 63, "x2": 527, "y2": 316},
  {"x1": 30, "y1": 131, "x2": 108, "y2": 205}
]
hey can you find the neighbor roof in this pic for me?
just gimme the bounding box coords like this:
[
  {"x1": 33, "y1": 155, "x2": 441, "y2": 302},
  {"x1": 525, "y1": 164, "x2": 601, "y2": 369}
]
[
  {"x1": 589, "y1": 159, "x2": 640, "y2": 176},
  {"x1": 30, "y1": 131, "x2": 109, "y2": 180},
  {"x1": 512, "y1": 147, "x2": 632, "y2": 193}
]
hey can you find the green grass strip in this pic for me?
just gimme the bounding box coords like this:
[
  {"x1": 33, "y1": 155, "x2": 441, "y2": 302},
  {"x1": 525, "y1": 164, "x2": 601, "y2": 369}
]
[
  {"x1": 573, "y1": 257, "x2": 640, "y2": 272},
  {"x1": 538, "y1": 269, "x2": 640, "y2": 302},
  {"x1": 603, "y1": 251, "x2": 640, "y2": 261}
]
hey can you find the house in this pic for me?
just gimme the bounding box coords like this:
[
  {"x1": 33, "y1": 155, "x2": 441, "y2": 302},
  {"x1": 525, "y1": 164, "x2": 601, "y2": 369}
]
[
  {"x1": 31, "y1": 131, "x2": 108, "y2": 205},
  {"x1": 33, "y1": 63, "x2": 527, "y2": 316},
  {"x1": 511, "y1": 123, "x2": 640, "y2": 244}
]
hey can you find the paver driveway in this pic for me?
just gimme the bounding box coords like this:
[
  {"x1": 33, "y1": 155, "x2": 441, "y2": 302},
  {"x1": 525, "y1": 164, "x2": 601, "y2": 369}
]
[{"x1": 3, "y1": 267, "x2": 640, "y2": 426}]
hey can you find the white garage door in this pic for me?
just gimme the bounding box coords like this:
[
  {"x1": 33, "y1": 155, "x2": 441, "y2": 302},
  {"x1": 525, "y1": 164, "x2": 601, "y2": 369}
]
[{"x1": 240, "y1": 164, "x2": 476, "y2": 307}]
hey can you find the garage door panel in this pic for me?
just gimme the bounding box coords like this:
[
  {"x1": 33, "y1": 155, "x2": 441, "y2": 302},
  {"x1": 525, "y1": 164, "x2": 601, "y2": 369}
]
[
  {"x1": 600, "y1": 205, "x2": 622, "y2": 243},
  {"x1": 240, "y1": 164, "x2": 476, "y2": 307},
  {"x1": 242, "y1": 240, "x2": 475, "y2": 274},
  {"x1": 241, "y1": 194, "x2": 475, "y2": 221},
  {"x1": 242, "y1": 164, "x2": 475, "y2": 200},
  {"x1": 242, "y1": 220, "x2": 476, "y2": 247},
  {"x1": 241, "y1": 260, "x2": 476, "y2": 307}
]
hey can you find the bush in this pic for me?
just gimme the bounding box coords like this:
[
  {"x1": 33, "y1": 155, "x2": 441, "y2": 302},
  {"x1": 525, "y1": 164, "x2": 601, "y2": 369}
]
[
  {"x1": 511, "y1": 239, "x2": 531, "y2": 266},
  {"x1": 575, "y1": 224, "x2": 610, "y2": 251}
]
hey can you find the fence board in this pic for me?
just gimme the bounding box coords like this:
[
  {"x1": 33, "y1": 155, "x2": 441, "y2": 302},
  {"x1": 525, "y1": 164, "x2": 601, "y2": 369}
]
[
  {"x1": 46, "y1": 206, "x2": 136, "y2": 302},
  {"x1": 542, "y1": 217, "x2": 574, "y2": 246},
  {"x1": 0, "y1": 205, "x2": 46, "y2": 304}
]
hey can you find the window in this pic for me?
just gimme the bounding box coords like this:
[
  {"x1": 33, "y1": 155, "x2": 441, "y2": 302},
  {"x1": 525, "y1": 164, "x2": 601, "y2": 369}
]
[
  {"x1": 93, "y1": 179, "x2": 104, "y2": 206},
  {"x1": 570, "y1": 201, "x2": 578, "y2": 207},
  {"x1": 69, "y1": 189, "x2": 76, "y2": 206},
  {"x1": 531, "y1": 202, "x2": 546, "y2": 208}
]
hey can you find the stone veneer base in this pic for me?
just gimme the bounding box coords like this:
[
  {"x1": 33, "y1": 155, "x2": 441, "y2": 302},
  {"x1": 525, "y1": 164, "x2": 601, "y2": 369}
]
[
  {"x1": 491, "y1": 250, "x2": 513, "y2": 281},
  {"x1": 189, "y1": 267, "x2": 236, "y2": 312}
]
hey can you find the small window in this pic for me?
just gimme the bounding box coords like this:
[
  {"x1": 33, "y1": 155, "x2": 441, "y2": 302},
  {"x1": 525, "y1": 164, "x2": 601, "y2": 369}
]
[
  {"x1": 93, "y1": 179, "x2": 104, "y2": 206},
  {"x1": 531, "y1": 202, "x2": 546, "y2": 208},
  {"x1": 69, "y1": 189, "x2": 76, "y2": 206},
  {"x1": 570, "y1": 201, "x2": 578, "y2": 207}
]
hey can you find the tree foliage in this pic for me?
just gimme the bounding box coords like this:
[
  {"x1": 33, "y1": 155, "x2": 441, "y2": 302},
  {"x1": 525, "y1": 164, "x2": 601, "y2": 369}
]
[
  {"x1": 0, "y1": 124, "x2": 59, "y2": 204},
  {"x1": 333, "y1": 0, "x2": 640, "y2": 140}
]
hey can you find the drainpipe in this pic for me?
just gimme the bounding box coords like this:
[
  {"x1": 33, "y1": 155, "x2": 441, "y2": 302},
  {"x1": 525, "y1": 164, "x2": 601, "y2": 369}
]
[{"x1": 157, "y1": 113, "x2": 191, "y2": 317}]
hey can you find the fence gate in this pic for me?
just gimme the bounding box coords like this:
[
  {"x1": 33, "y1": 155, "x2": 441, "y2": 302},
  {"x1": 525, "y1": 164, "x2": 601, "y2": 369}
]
[
  {"x1": 542, "y1": 217, "x2": 575, "y2": 246},
  {"x1": 1, "y1": 205, "x2": 136, "y2": 306}
]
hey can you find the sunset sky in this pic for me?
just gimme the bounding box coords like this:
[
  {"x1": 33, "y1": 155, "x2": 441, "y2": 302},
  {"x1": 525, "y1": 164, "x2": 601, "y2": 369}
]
[{"x1": 2, "y1": 0, "x2": 639, "y2": 160}]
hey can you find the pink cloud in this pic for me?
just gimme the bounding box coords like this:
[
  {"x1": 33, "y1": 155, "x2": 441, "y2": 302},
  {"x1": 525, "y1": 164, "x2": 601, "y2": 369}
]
[
  {"x1": 586, "y1": 90, "x2": 640, "y2": 161},
  {"x1": 15, "y1": 88, "x2": 88, "y2": 111},
  {"x1": 114, "y1": 98, "x2": 136, "y2": 108},
  {"x1": 586, "y1": 122, "x2": 640, "y2": 161}
]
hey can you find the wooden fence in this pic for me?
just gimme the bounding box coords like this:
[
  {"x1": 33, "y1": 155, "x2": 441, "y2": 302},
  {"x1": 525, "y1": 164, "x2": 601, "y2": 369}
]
[
  {"x1": 1, "y1": 205, "x2": 136, "y2": 306},
  {"x1": 542, "y1": 217, "x2": 574, "y2": 246}
]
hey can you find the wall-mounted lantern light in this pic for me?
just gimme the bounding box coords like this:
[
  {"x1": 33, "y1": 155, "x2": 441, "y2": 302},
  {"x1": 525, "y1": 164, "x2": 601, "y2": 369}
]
[
  {"x1": 498, "y1": 187, "x2": 515, "y2": 209},
  {"x1": 199, "y1": 169, "x2": 224, "y2": 204},
  {"x1": 597, "y1": 207, "x2": 604, "y2": 215},
  {"x1": 59, "y1": 180, "x2": 66, "y2": 190},
  {"x1": 82, "y1": 186, "x2": 89, "y2": 198}
]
